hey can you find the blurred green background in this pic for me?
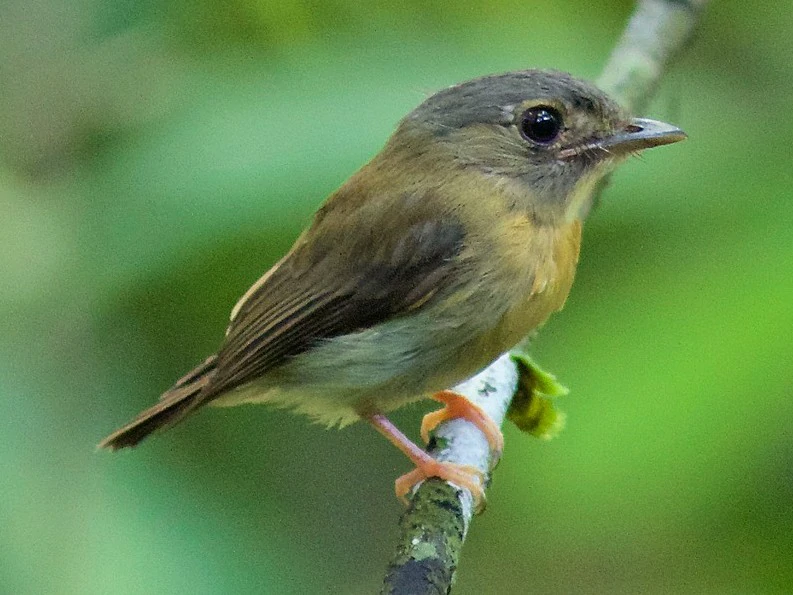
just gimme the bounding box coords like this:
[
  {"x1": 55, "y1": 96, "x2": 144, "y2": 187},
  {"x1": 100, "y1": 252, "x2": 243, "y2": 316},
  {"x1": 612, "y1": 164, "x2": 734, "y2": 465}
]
[{"x1": 2, "y1": 1, "x2": 792, "y2": 593}]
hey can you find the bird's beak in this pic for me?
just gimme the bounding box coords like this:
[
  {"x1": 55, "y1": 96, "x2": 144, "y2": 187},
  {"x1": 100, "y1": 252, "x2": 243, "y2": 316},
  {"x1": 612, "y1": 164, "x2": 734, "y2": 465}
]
[{"x1": 599, "y1": 117, "x2": 687, "y2": 154}]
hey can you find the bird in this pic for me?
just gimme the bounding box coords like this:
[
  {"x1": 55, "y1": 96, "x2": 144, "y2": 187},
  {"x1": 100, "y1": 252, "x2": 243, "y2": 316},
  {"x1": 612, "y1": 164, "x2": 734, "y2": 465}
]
[{"x1": 99, "y1": 69, "x2": 686, "y2": 508}]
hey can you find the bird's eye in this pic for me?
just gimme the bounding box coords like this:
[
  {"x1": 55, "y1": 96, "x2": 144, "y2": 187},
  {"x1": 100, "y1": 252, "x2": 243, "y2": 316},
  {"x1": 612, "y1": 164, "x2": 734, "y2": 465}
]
[{"x1": 519, "y1": 106, "x2": 563, "y2": 144}]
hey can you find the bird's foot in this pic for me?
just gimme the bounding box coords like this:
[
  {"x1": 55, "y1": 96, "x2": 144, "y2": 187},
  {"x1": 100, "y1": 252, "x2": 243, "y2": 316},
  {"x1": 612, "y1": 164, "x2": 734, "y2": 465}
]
[
  {"x1": 366, "y1": 413, "x2": 486, "y2": 512},
  {"x1": 421, "y1": 390, "x2": 504, "y2": 463},
  {"x1": 394, "y1": 457, "x2": 486, "y2": 512}
]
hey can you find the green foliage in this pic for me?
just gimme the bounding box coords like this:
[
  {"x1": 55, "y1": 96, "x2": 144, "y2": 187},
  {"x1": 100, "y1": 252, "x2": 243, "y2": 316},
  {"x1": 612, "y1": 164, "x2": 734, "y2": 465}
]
[
  {"x1": 2, "y1": 1, "x2": 793, "y2": 593},
  {"x1": 508, "y1": 350, "x2": 567, "y2": 439}
]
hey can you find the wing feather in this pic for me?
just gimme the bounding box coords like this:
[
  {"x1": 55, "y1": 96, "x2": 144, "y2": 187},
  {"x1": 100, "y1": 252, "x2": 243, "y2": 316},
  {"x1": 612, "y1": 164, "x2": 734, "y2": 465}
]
[{"x1": 200, "y1": 201, "x2": 466, "y2": 401}]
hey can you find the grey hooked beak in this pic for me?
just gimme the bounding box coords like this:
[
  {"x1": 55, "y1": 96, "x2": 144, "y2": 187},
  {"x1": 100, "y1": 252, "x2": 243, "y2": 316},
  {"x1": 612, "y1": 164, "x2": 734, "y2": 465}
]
[{"x1": 599, "y1": 117, "x2": 687, "y2": 154}]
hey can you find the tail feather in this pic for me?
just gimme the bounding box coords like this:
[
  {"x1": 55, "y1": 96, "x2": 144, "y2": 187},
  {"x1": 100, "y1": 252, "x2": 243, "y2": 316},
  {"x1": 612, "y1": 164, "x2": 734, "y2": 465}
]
[{"x1": 98, "y1": 355, "x2": 217, "y2": 450}]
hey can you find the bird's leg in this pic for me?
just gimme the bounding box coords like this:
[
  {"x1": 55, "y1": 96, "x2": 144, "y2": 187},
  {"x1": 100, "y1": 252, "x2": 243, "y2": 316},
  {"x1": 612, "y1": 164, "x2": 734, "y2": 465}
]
[
  {"x1": 421, "y1": 390, "x2": 504, "y2": 461},
  {"x1": 366, "y1": 413, "x2": 485, "y2": 511}
]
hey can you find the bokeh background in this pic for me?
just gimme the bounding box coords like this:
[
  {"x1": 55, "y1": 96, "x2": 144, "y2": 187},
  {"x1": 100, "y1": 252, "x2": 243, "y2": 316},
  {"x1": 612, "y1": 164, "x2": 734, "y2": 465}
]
[{"x1": 2, "y1": 1, "x2": 792, "y2": 593}]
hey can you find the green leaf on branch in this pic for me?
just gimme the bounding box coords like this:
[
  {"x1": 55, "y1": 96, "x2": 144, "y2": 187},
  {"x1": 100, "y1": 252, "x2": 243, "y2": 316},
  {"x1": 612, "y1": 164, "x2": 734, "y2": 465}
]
[{"x1": 507, "y1": 350, "x2": 568, "y2": 440}]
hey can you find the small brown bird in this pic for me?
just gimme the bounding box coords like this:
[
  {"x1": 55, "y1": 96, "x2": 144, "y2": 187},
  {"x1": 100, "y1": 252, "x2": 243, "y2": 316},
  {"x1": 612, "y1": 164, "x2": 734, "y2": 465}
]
[{"x1": 100, "y1": 70, "x2": 685, "y2": 506}]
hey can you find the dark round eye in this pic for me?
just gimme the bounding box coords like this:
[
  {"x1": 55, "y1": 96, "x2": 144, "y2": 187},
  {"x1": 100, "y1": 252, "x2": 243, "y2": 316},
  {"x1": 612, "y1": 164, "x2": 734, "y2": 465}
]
[{"x1": 519, "y1": 106, "x2": 563, "y2": 144}]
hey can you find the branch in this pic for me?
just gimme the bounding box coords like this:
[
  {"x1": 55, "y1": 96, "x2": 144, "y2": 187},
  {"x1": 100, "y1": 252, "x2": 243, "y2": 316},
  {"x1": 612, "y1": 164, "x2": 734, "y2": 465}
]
[
  {"x1": 382, "y1": 355, "x2": 518, "y2": 594},
  {"x1": 382, "y1": 2, "x2": 708, "y2": 593},
  {"x1": 598, "y1": 0, "x2": 708, "y2": 110}
]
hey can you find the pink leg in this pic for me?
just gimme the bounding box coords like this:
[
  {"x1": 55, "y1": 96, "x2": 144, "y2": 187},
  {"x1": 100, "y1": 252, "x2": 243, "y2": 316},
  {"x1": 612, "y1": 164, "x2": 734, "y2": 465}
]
[{"x1": 366, "y1": 413, "x2": 485, "y2": 511}]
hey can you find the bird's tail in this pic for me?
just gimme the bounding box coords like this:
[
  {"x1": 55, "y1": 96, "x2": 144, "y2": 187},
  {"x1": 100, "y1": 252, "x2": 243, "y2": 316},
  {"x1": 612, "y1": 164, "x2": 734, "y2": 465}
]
[{"x1": 98, "y1": 355, "x2": 217, "y2": 451}]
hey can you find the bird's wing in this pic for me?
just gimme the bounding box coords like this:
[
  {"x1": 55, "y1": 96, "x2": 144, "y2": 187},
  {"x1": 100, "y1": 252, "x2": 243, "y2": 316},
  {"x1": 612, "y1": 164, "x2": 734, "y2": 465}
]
[{"x1": 203, "y1": 192, "x2": 466, "y2": 400}]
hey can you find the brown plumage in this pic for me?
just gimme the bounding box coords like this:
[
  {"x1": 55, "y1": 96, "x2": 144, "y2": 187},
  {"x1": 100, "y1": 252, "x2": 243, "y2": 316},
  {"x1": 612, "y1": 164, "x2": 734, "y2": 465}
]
[
  {"x1": 100, "y1": 355, "x2": 217, "y2": 449},
  {"x1": 99, "y1": 70, "x2": 684, "y2": 507}
]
